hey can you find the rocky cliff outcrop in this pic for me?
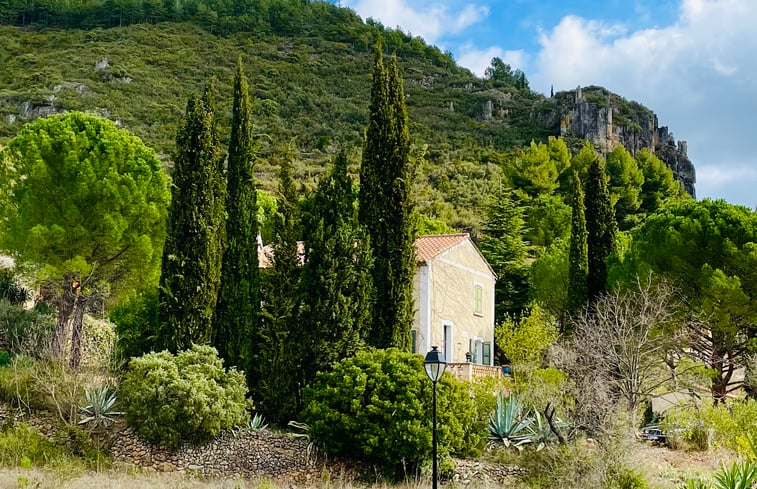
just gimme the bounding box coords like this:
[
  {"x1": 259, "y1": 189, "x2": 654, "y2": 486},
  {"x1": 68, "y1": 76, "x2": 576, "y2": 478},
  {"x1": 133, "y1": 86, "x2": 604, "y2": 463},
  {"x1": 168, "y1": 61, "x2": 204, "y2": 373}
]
[{"x1": 546, "y1": 86, "x2": 696, "y2": 197}]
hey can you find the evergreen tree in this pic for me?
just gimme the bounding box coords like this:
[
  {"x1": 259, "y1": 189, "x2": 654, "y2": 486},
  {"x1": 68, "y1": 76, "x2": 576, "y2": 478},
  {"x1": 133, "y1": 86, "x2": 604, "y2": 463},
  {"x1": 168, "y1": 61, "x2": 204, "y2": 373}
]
[
  {"x1": 212, "y1": 58, "x2": 259, "y2": 376},
  {"x1": 358, "y1": 41, "x2": 416, "y2": 350},
  {"x1": 158, "y1": 79, "x2": 226, "y2": 352},
  {"x1": 585, "y1": 156, "x2": 617, "y2": 302},
  {"x1": 477, "y1": 187, "x2": 529, "y2": 322},
  {"x1": 300, "y1": 151, "x2": 373, "y2": 384},
  {"x1": 567, "y1": 171, "x2": 588, "y2": 317},
  {"x1": 253, "y1": 150, "x2": 301, "y2": 424}
]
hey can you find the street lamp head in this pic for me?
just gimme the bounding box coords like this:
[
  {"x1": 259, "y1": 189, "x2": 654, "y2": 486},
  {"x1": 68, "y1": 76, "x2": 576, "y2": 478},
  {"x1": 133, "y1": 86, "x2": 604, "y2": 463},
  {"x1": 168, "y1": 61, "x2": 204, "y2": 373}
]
[{"x1": 424, "y1": 345, "x2": 446, "y2": 383}]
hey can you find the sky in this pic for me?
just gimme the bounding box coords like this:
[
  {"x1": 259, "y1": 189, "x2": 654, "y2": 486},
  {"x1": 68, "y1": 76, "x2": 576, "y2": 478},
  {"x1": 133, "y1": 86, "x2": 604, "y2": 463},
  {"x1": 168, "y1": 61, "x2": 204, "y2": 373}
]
[{"x1": 340, "y1": 0, "x2": 757, "y2": 209}]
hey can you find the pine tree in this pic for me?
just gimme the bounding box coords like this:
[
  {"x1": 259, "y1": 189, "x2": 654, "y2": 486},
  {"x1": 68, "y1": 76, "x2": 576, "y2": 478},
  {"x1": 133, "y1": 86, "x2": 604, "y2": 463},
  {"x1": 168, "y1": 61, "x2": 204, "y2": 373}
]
[
  {"x1": 358, "y1": 40, "x2": 416, "y2": 350},
  {"x1": 477, "y1": 187, "x2": 529, "y2": 322},
  {"x1": 212, "y1": 58, "x2": 259, "y2": 376},
  {"x1": 253, "y1": 150, "x2": 301, "y2": 424},
  {"x1": 567, "y1": 171, "x2": 589, "y2": 316},
  {"x1": 585, "y1": 156, "x2": 617, "y2": 302},
  {"x1": 158, "y1": 79, "x2": 226, "y2": 352},
  {"x1": 300, "y1": 151, "x2": 373, "y2": 384}
]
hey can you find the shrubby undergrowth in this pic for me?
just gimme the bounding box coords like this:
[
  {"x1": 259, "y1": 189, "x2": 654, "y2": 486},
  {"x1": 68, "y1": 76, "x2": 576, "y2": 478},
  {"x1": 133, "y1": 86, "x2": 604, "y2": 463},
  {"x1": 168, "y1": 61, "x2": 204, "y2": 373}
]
[
  {"x1": 301, "y1": 348, "x2": 486, "y2": 478},
  {"x1": 121, "y1": 344, "x2": 249, "y2": 449}
]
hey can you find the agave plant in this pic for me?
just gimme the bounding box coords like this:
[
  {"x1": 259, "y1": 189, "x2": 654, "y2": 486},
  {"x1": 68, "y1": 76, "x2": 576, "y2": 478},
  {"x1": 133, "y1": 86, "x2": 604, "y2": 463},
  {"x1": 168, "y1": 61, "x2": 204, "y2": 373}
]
[
  {"x1": 713, "y1": 460, "x2": 757, "y2": 489},
  {"x1": 677, "y1": 480, "x2": 711, "y2": 489},
  {"x1": 79, "y1": 385, "x2": 123, "y2": 429},
  {"x1": 248, "y1": 413, "x2": 268, "y2": 431},
  {"x1": 488, "y1": 393, "x2": 534, "y2": 449},
  {"x1": 528, "y1": 410, "x2": 568, "y2": 451}
]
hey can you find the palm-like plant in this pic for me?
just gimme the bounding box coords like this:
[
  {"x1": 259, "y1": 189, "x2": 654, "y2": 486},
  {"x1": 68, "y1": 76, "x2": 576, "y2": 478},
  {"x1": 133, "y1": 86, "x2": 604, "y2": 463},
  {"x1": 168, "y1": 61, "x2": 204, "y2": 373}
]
[
  {"x1": 79, "y1": 385, "x2": 122, "y2": 429},
  {"x1": 712, "y1": 460, "x2": 757, "y2": 489},
  {"x1": 488, "y1": 393, "x2": 534, "y2": 449}
]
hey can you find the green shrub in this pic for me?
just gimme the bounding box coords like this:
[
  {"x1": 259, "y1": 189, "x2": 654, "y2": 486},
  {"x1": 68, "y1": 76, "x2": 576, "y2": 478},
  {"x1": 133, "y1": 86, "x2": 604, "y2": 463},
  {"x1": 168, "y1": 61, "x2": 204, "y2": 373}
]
[
  {"x1": 0, "y1": 299, "x2": 56, "y2": 356},
  {"x1": 301, "y1": 348, "x2": 484, "y2": 479},
  {"x1": 121, "y1": 344, "x2": 249, "y2": 449},
  {"x1": 109, "y1": 288, "x2": 160, "y2": 360},
  {"x1": 0, "y1": 355, "x2": 37, "y2": 409},
  {"x1": 0, "y1": 422, "x2": 76, "y2": 469}
]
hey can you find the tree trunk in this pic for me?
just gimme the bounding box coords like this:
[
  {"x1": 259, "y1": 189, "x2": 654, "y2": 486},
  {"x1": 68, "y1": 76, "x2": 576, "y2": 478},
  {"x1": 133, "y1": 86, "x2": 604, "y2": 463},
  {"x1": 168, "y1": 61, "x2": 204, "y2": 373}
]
[
  {"x1": 69, "y1": 294, "x2": 88, "y2": 370},
  {"x1": 51, "y1": 280, "x2": 77, "y2": 358}
]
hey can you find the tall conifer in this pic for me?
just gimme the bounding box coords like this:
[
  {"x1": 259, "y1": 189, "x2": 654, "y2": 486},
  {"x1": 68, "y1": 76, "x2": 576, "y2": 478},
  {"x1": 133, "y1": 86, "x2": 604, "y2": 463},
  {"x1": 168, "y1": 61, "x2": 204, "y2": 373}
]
[
  {"x1": 212, "y1": 58, "x2": 259, "y2": 376},
  {"x1": 585, "y1": 156, "x2": 617, "y2": 302},
  {"x1": 300, "y1": 151, "x2": 373, "y2": 383},
  {"x1": 567, "y1": 171, "x2": 589, "y2": 316},
  {"x1": 253, "y1": 150, "x2": 301, "y2": 424},
  {"x1": 358, "y1": 41, "x2": 415, "y2": 350},
  {"x1": 158, "y1": 79, "x2": 226, "y2": 352}
]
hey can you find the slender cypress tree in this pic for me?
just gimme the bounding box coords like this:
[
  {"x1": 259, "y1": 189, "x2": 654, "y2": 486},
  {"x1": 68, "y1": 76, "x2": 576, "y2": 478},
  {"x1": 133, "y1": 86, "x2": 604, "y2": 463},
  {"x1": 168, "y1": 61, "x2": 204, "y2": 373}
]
[
  {"x1": 212, "y1": 58, "x2": 259, "y2": 376},
  {"x1": 253, "y1": 150, "x2": 301, "y2": 424},
  {"x1": 158, "y1": 79, "x2": 226, "y2": 352},
  {"x1": 300, "y1": 151, "x2": 373, "y2": 383},
  {"x1": 585, "y1": 156, "x2": 617, "y2": 302},
  {"x1": 567, "y1": 171, "x2": 589, "y2": 316},
  {"x1": 358, "y1": 41, "x2": 415, "y2": 350}
]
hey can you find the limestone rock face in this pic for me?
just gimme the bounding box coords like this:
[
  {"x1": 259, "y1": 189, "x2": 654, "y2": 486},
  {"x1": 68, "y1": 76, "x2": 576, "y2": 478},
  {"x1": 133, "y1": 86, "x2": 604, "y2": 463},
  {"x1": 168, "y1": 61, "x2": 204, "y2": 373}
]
[{"x1": 545, "y1": 85, "x2": 696, "y2": 197}]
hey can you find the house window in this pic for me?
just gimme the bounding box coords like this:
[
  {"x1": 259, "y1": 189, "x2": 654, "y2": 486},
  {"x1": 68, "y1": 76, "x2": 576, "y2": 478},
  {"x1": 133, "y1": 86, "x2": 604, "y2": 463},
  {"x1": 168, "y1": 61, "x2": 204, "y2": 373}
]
[
  {"x1": 411, "y1": 330, "x2": 417, "y2": 354},
  {"x1": 473, "y1": 283, "x2": 483, "y2": 316}
]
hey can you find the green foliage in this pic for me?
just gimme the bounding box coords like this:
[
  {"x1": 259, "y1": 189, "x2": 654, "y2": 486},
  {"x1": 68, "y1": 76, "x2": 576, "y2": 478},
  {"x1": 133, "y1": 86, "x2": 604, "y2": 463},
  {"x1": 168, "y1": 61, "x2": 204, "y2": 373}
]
[
  {"x1": 713, "y1": 460, "x2": 757, "y2": 489},
  {"x1": 109, "y1": 288, "x2": 160, "y2": 359},
  {"x1": 212, "y1": 58, "x2": 260, "y2": 375},
  {"x1": 1, "y1": 112, "x2": 170, "y2": 302},
  {"x1": 585, "y1": 152, "x2": 617, "y2": 301},
  {"x1": 529, "y1": 238, "x2": 570, "y2": 322},
  {"x1": 0, "y1": 299, "x2": 55, "y2": 356},
  {"x1": 301, "y1": 348, "x2": 482, "y2": 478},
  {"x1": 627, "y1": 199, "x2": 757, "y2": 400},
  {"x1": 488, "y1": 393, "x2": 534, "y2": 449},
  {"x1": 253, "y1": 151, "x2": 302, "y2": 425},
  {"x1": 158, "y1": 80, "x2": 226, "y2": 352},
  {"x1": 0, "y1": 422, "x2": 84, "y2": 469},
  {"x1": 78, "y1": 385, "x2": 122, "y2": 429},
  {"x1": 359, "y1": 42, "x2": 416, "y2": 350},
  {"x1": 478, "y1": 187, "x2": 530, "y2": 321},
  {"x1": 299, "y1": 151, "x2": 373, "y2": 382},
  {"x1": 495, "y1": 304, "x2": 558, "y2": 368},
  {"x1": 120, "y1": 344, "x2": 249, "y2": 449},
  {"x1": 567, "y1": 171, "x2": 588, "y2": 316},
  {"x1": 606, "y1": 145, "x2": 644, "y2": 230},
  {"x1": 662, "y1": 398, "x2": 757, "y2": 454},
  {"x1": 0, "y1": 269, "x2": 31, "y2": 306}
]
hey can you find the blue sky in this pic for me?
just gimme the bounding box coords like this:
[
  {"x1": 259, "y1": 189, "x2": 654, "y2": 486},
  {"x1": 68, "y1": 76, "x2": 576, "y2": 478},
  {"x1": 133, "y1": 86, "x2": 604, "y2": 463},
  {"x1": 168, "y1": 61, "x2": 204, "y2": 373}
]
[{"x1": 340, "y1": 0, "x2": 757, "y2": 209}]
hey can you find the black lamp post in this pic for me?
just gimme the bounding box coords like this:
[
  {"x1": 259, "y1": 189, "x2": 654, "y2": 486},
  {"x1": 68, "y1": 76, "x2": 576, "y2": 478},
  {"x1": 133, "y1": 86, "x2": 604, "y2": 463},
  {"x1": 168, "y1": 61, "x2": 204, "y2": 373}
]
[{"x1": 424, "y1": 345, "x2": 446, "y2": 489}]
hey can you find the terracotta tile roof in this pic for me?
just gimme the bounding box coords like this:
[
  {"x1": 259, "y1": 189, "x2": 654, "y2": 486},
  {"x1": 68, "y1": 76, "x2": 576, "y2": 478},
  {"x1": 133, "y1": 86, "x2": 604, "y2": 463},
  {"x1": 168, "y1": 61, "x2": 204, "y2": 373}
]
[{"x1": 414, "y1": 233, "x2": 469, "y2": 263}]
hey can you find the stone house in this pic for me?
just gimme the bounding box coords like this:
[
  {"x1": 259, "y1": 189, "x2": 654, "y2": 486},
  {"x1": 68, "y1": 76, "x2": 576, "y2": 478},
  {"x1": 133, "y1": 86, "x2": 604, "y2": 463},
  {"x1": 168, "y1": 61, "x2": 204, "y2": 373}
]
[{"x1": 412, "y1": 234, "x2": 498, "y2": 378}]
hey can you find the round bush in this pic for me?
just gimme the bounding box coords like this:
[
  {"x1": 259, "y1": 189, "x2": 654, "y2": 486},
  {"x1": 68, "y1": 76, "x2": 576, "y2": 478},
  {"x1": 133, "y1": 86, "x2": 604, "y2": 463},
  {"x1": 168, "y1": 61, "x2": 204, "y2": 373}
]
[
  {"x1": 301, "y1": 348, "x2": 483, "y2": 477},
  {"x1": 121, "y1": 344, "x2": 249, "y2": 449}
]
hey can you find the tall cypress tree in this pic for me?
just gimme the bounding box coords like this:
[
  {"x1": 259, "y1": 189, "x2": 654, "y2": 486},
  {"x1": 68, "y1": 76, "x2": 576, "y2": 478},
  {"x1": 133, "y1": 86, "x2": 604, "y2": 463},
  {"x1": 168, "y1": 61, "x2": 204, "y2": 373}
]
[
  {"x1": 253, "y1": 150, "x2": 301, "y2": 424},
  {"x1": 585, "y1": 156, "x2": 617, "y2": 302},
  {"x1": 567, "y1": 171, "x2": 589, "y2": 317},
  {"x1": 300, "y1": 151, "x2": 373, "y2": 383},
  {"x1": 358, "y1": 41, "x2": 415, "y2": 350},
  {"x1": 158, "y1": 79, "x2": 226, "y2": 352},
  {"x1": 212, "y1": 58, "x2": 259, "y2": 375}
]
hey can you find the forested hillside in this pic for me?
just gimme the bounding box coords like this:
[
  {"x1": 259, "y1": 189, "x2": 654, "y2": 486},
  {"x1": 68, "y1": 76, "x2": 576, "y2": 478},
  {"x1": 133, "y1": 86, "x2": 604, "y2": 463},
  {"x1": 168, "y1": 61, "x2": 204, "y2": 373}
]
[{"x1": 0, "y1": 0, "x2": 692, "y2": 231}]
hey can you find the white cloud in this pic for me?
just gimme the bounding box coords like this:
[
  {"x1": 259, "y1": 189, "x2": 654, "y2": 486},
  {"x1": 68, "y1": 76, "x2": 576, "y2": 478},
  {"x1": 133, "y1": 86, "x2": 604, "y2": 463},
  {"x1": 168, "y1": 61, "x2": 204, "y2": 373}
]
[
  {"x1": 456, "y1": 45, "x2": 527, "y2": 77},
  {"x1": 525, "y1": 0, "x2": 757, "y2": 207},
  {"x1": 343, "y1": 0, "x2": 489, "y2": 44}
]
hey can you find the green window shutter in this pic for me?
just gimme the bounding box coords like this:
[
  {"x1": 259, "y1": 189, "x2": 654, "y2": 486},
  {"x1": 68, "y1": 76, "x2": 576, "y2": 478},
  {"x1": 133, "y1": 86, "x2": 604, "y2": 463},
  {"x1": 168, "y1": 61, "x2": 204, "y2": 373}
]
[
  {"x1": 483, "y1": 342, "x2": 491, "y2": 365},
  {"x1": 469, "y1": 339, "x2": 475, "y2": 362},
  {"x1": 411, "y1": 330, "x2": 417, "y2": 354},
  {"x1": 474, "y1": 284, "x2": 483, "y2": 315}
]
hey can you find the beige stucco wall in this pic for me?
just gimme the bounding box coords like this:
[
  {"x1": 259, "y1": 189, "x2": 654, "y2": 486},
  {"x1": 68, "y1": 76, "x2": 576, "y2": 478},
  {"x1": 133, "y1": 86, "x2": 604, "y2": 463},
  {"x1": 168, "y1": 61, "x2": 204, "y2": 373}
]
[{"x1": 412, "y1": 240, "x2": 496, "y2": 364}]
